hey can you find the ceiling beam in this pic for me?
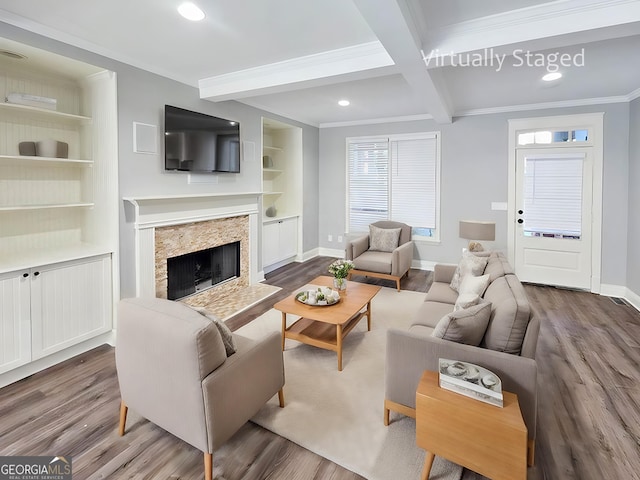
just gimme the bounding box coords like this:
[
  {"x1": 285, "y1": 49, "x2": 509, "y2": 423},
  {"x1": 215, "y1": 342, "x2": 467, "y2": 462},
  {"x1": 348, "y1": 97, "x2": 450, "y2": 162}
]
[
  {"x1": 427, "y1": 0, "x2": 640, "y2": 60},
  {"x1": 199, "y1": 41, "x2": 394, "y2": 101},
  {"x1": 351, "y1": 0, "x2": 452, "y2": 123}
]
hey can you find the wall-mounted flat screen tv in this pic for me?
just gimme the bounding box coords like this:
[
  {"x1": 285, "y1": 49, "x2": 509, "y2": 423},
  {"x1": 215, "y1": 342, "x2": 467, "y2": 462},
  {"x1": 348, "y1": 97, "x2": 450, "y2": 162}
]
[{"x1": 164, "y1": 104, "x2": 240, "y2": 173}]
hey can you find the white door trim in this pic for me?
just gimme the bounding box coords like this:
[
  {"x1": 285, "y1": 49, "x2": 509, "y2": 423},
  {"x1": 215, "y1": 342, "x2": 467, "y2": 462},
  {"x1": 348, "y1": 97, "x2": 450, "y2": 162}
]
[{"x1": 507, "y1": 112, "x2": 604, "y2": 293}]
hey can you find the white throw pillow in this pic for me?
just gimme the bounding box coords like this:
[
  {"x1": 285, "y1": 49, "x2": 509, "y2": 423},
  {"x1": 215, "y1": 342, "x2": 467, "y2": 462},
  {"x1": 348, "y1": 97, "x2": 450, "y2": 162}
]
[
  {"x1": 369, "y1": 225, "x2": 401, "y2": 252},
  {"x1": 454, "y1": 293, "x2": 480, "y2": 311},
  {"x1": 458, "y1": 273, "x2": 490, "y2": 297},
  {"x1": 450, "y1": 252, "x2": 488, "y2": 292}
]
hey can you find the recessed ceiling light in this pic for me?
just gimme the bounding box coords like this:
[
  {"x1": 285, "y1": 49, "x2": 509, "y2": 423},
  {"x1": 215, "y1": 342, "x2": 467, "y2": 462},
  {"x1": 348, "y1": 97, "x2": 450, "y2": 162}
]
[
  {"x1": 338, "y1": 99, "x2": 350, "y2": 107},
  {"x1": 542, "y1": 72, "x2": 562, "y2": 82},
  {"x1": 178, "y1": 2, "x2": 205, "y2": 21}
]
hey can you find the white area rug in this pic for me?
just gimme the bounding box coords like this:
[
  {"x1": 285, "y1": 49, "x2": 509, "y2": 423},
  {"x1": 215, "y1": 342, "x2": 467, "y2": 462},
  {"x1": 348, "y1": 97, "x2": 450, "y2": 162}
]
[{"x1": 237, "y1": 285, "x2": 463, "y2": 480}]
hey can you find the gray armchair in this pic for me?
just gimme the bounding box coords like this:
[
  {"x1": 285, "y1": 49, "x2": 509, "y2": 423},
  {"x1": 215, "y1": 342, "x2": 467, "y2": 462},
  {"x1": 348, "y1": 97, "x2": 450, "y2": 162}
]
[
  {"x1": 345, "y1": 221, "x2": 414, "y2": 291},
  {"x1": 116, "y1": 297, "x2": 285, "y2": 480}
]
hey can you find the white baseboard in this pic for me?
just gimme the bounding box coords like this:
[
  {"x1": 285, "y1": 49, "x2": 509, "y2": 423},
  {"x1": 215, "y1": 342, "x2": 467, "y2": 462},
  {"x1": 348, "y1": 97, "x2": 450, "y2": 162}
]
[
  {"x1": 599, "y1": 283, "x2": 640, "y2": 313},
  {"x1": 301, "y1": 248, "x2": 320, "y2": 262},
  {"x1": 318, "y1": 247, "x2": 345, "y2": 258},
  {"x1": 624, "y1": 287, "x2": 640, "y2": 311},
  {"x1": 412, "y1": 259, "x2": 436, "y2": 271}
]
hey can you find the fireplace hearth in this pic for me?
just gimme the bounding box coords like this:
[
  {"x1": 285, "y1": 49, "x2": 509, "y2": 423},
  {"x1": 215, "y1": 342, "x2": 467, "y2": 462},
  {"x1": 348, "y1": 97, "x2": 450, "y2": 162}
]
[{"x1": 167, "y1": 241, "x2": 240, "y2": 300}]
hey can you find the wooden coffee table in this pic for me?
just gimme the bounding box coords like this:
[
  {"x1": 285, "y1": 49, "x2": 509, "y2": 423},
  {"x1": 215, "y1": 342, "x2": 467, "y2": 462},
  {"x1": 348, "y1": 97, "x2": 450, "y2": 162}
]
[
  {"x1": 416, "y1": 370, "x2": 527, "y2": 480},
  {"x1": 274, "y1": 276, "x2": 381, "y2": 371}
]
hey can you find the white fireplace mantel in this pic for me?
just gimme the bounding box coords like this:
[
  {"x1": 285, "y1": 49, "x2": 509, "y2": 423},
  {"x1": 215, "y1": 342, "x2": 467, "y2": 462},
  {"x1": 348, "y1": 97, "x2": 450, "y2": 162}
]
[{"x1": 123, "y1": 192, "x2": 262, "y2": 296}]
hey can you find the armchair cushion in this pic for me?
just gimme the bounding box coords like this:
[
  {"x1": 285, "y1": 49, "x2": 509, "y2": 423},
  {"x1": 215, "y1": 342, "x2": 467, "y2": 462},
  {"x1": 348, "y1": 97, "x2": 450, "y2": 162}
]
[
  {"x1": 353, "y1": 250, "x2": 393, "y2": 274},
  {"x1": 431, "y1": 300, "x2": 492, "y2": 346},
  {"x1": 369, "y1": 224, "x2": 401, "y2": 252}
]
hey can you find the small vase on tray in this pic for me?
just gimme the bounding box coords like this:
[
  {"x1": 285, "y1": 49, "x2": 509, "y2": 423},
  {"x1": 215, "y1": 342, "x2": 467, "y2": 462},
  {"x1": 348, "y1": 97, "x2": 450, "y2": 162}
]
[{"x1": 333, "y1": 277, "x2": 347, "y2": 291}]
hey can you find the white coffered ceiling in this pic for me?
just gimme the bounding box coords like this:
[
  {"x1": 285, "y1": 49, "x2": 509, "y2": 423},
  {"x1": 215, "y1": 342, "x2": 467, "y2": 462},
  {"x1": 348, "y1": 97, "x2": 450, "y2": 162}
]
[{"x1": 1, "y1": 0, "x2": 639, "y2": 126}]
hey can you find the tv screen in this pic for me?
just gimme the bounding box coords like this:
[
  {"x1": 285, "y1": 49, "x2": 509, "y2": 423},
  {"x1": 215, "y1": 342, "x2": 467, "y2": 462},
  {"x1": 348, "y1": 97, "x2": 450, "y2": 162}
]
[{"x1": 164, "y1": 105, "x2": 240, "y2": 173}]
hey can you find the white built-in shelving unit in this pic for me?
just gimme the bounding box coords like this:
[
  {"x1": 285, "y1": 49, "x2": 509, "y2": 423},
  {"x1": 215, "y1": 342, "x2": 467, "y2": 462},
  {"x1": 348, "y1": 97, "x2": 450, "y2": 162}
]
[
  {"x1": 0, "y1": 38, "x2": 119, "y2": 387},
  {"x1": 261, "y1": 118, "x2": 303, "y2": 273}
]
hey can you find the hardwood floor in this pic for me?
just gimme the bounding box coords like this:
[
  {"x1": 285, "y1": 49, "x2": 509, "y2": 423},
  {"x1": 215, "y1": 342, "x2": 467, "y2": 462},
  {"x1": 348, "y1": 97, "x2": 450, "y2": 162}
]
[{"x1": 1, "y1": 256, "x2": 638, "y2": 480}]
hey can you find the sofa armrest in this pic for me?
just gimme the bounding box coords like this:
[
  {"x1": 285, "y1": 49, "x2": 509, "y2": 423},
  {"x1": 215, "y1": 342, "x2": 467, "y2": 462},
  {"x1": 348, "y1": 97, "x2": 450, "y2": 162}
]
[
  {"x1": 385, "y1": 329, "x2": 537, "y2": 440},
  {"x1": 346, "y1": 235, "x2": 369, "y2": 260},
  {"x1": 202, "y1": 332, "x2": 284, "y2": 451},
  {"x1": 391, "y1": 240, "x2": 414, "y2": 277},
  {"x1": 433, "y1": 264, "x2": 457, "y2": 283}
]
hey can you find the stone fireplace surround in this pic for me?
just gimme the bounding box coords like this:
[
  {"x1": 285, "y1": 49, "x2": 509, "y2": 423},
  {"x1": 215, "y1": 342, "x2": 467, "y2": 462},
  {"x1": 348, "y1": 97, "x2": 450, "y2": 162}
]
[{"x1": 124, "y1": 193, "x2": 262, "y2": 303}]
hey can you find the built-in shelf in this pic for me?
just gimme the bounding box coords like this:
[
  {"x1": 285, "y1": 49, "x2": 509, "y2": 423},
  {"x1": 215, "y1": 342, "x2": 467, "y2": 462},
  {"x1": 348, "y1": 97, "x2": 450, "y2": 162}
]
[
  {"x1": 0, "y1": 102, "x2": 92, "y2": 124},
  {"x1": 0, "y1": 243, "x2": 113, "y2": 275},
  {"x1": 0, "y1": 154, "x2": 93, "y2": 165},
  {"x1": 263, "y1": 145, "x2": 283, "y2": 152},
  {"x1": 0, "y1": 202, "x2": 94, "y2": 212},
  {"x1": 262, "y1": 192, "x2": 284, "y2": 196},
  {"x1": 262, "y1": 168, "x2": 283, "y2": 174},
  {"x1": 263, "y1": 214, "x2": 299, "y2": 224}
]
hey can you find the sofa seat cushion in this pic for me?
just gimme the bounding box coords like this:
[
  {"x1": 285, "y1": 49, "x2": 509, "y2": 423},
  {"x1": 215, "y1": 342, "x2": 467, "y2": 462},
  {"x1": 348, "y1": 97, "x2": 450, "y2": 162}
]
[
  {"x1": 407, "y1": 324, "x2": 435, "y2": 338},
  {"x1": 412, "y1": 301, "x2": 455, "y2": 329},
  {"x1": 424, "y1": 282, "x2": 459, "y2": 304},
  {"x1": 482, "y1": 275, "x2": 531, "y2": 354},
  {"x1": 353, "y1": 250, "x2": 392, "y2": 274},
  {"x1": 431, "y1": 301, "x2": 492, "y2": 346}
]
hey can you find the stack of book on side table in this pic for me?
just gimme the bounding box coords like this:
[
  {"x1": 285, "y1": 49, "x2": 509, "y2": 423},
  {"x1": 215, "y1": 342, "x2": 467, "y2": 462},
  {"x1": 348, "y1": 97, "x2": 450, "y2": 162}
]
[{"x1": 438, "y1": 358, "x2": 503, "y2": 407}]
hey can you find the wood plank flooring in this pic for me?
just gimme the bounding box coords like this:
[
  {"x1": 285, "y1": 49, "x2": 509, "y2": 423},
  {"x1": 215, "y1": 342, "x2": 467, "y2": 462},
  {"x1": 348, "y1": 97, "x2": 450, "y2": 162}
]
[{"x1": 1, "y1": 256, "x2": 639, "y2": 480}]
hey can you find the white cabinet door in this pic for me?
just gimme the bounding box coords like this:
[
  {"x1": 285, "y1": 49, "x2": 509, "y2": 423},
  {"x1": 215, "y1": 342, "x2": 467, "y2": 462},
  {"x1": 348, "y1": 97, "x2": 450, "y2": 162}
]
[
  {"x1": 263, "y1": 221, "x2": 281, "y2": 267},
  {"x1": 31, "y1": 255, "x2": 112, "y2": 360},
  {"x1": 279, "y1": 217, "x2": 298, "y2": 259},
  {"x1": 0, "y1": 271, "x2": 31, "y2": 374}
]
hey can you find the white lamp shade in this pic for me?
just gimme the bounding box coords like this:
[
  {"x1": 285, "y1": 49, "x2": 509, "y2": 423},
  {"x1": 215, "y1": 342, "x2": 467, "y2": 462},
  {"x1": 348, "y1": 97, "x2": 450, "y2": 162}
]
[{"x1": 459, "y1": 220, "x2": 496, "y2": 241}]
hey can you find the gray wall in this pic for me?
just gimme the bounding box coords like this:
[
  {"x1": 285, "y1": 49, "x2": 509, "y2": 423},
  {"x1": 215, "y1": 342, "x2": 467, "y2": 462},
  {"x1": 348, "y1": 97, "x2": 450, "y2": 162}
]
[
  {"x1": 1, "y1": 23, "x2": 320, "y2": 298},
  {"x1": 319, "y1": 103, "x2": 631, "y2": 286},
  {"x1": 628, "y1": 98, "x2": 640, "y2": 295}
]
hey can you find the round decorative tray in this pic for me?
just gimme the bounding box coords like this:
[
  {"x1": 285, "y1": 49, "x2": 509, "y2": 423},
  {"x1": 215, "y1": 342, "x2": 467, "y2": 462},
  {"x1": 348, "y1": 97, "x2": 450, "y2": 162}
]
[{"x1": 295, "y1": 288, "x2": 340, "y2": 306}]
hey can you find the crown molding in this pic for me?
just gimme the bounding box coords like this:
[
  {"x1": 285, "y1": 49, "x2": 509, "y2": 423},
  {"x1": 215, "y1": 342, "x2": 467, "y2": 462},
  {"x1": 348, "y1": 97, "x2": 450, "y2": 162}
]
[
  {"x1": 319, "y1": 113, "x2": 434, "y2": 129},
  {"x1": 199, "y1": 41, "x2": 394, "y2": 101},
  {"x1": 455, "y1": 95, "x2": 631, "y2": 118},
  {"x1": 429, "y1": 0, "x2": 640, "y2": 55},
  {"x1": 0, "y1": 9, "x2": 197, "y2": 87},
  {"x1": 629, "y1": 87, "x2": 640, "y2": 102},
  {"x1": 236, "y1": 99, "x2": 320, "y2": 128}
]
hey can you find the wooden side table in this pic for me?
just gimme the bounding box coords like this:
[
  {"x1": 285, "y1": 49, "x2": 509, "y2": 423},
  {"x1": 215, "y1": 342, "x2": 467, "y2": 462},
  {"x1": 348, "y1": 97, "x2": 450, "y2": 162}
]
[{"x1": 416, "y1": 371, "x2": 527, "y2": 480}]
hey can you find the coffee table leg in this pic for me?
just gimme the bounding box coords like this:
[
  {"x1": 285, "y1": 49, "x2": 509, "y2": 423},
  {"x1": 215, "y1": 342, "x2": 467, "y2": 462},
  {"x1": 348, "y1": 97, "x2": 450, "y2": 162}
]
[
  {"x1": 281, "y1": 312, "x2": 286, "y2": 351},
  {"x1": 337, "y1": 324, "x2": 343, "y2": 371},
  {"x1": 366, "y1": 301, "x2": 372, "y2": 331},
  {"x1": 421, "y1": 452, "x2": 435, "y2": 480}
]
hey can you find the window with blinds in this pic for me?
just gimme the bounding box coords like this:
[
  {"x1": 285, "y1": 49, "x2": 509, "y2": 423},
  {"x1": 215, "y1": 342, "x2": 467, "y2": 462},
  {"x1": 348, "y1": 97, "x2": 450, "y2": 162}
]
[
  {"x1": 347, "y1": 133, "x2": 440, "y2": 238},
  {"x1": 523, "y1": 154, "x2": 584, "y2": 239}
]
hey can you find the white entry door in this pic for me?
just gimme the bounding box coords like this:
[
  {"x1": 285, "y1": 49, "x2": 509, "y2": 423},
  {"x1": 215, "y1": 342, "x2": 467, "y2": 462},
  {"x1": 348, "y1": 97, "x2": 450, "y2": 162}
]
[{"x1": 514, "y1": 148, "x2": 593, "y2": 289}]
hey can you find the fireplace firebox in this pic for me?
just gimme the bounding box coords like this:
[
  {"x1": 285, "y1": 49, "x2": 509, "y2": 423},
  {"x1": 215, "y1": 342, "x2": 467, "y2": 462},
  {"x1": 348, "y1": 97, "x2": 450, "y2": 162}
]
[{"x1": 167, "y1": 241, "x2": 240, "y2": 300}]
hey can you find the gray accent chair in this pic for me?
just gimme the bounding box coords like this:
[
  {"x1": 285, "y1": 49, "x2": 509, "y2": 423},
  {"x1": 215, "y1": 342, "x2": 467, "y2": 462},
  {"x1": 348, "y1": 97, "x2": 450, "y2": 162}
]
[
  {"x1": 116, "y1": 297, "x2": 285, "y2": 480},
  {"x1": 345, "y1": 221, "x2": 414, "y2": 291}
]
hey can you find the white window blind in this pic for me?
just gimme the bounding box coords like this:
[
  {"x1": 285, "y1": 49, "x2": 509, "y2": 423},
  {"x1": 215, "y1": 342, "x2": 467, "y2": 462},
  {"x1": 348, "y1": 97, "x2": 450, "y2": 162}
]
[
  {"x1": 347, "y1": 133, "x2": 439, "y2": 234},
  {"x1": 523, "y1": 154, "x2": 583, "y2": 238},
  {"x1": 390, "y1": 137, "x2": 437, "y2": 229}
]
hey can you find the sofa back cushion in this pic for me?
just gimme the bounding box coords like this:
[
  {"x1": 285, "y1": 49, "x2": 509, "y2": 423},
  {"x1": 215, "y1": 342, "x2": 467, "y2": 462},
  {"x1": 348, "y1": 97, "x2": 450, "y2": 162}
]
[
  {"x1": 431, "y1": 300, "x2": 492, "y2": 346},
  {"x1": 482, "y1": 275, "x2": 531, "y2": 354},
  {"x1": 484, "y1": 252, "x2": 514, "y2": 282}
]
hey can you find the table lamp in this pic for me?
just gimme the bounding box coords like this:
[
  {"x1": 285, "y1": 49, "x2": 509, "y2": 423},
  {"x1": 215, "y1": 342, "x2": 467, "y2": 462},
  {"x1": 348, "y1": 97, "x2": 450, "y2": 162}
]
[{"x1": 459, "y1": 220, "x2": 495, "y2": 252}]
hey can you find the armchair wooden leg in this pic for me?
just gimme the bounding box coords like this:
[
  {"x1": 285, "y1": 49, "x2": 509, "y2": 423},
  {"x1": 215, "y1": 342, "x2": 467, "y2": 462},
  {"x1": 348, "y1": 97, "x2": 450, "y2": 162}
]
[
  {"x1": 396, "y1": 278, "x2": 401, "y2": 292},
  {"x1": 278, "y1": 388, "x2": 285, "y2": 408},
  {"x1": 528, "y1": 439, "x2": 535, "y2": 466},
  {"x1": 204, "y1": 452, "x2": 213, "y2": 480},
  {"x1": 118, "y1": 400, "x2": 128, "y2": 436},
  {"x1": 384, "y1": 406, "x2": 390, "y2": 426}
]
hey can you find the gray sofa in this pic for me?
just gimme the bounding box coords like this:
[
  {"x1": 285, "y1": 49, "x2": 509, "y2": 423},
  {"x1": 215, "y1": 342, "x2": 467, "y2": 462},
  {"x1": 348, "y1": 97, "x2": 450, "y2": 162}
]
[{"x1": 384, "y1": 252, "x2": 539, "y2": 465}]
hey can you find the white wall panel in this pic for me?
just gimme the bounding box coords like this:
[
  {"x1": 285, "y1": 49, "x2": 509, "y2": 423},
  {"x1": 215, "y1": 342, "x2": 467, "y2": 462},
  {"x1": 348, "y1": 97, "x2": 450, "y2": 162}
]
[{"x1": 0, "y1": 270, "x2": 31, "y2": 374}]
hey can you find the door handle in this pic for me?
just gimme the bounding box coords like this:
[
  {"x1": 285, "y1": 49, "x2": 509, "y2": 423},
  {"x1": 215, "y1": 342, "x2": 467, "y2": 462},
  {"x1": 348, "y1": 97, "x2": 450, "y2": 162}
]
[
  {"x1": 518, "y1": 209, "x2": 524, "y2": 215},
  {"x1": 517, "y1": 219, "x2": 524, "y2": 224},
  {"x1": 22, "y1": 272, "x2": 29, "y2": 278}
]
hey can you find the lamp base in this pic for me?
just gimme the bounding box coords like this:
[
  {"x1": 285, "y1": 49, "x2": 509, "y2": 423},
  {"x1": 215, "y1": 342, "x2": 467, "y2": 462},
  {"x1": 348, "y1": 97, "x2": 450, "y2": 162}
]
[{"x1": 468, "y1": 241, "x2": 485, "y2": 252}]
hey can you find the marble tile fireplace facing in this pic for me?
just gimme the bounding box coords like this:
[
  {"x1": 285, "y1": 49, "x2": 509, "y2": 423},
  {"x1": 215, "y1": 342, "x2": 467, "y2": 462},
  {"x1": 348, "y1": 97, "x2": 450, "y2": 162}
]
[
  {"x1": 155, "y1": 216, "x2": 249, "y2": 306},
  {"x1": 124, "y1": 193, "x2": 261, "y2": 300}
]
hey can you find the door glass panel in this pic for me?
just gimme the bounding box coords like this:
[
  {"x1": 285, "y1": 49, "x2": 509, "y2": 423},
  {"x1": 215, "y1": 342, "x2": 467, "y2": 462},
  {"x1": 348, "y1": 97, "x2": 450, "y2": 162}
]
[{"x1": 523, "y1": 155, "x2": 583, "y2": 239}]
